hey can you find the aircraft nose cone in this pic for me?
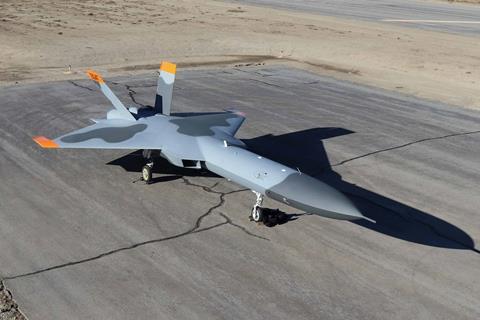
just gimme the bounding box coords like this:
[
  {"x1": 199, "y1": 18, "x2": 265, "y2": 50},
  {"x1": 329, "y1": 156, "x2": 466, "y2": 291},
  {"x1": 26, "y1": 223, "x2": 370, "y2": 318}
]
[{"x1": 267, "y1": 173, "x2": 366, "y2": 221}]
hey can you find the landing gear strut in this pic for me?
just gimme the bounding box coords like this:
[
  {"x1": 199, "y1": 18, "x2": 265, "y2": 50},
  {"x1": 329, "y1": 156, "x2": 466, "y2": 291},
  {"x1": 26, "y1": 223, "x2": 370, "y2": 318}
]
[
  {"x1": 142, "y1": 149, "x2": 154, "y2": 184},
  {"x1": 250, "y1": 191, "x2": 264, "y2": 222},
  {"x1": 249, "y1": 190, "x2": 287, "y2": 226}
]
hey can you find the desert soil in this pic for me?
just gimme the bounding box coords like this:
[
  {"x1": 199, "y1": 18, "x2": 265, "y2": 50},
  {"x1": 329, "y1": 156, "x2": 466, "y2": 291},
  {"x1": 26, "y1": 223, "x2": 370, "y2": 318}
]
[
  {"x1": 444, "y1": 1, "x2": 480, "y2": 4},
  {"x1": 0, "y1": 0, "x2": 479, "y2": 109}
]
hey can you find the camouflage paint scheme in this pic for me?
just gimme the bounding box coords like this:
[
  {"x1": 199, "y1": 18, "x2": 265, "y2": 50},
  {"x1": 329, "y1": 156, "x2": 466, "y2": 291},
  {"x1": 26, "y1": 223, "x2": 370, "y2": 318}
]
[{"x1": 33, "y1": 62, "x2": 366, "y2": 221}]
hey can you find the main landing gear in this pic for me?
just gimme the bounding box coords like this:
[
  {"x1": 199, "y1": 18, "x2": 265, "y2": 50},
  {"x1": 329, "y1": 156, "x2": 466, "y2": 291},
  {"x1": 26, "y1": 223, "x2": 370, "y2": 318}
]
[
  {"x1": 141, "y1": 149, "x2": 154, "y2": 184},
  {"x1": 142, "y1": 162, "x2": 153, "y2": 184}
]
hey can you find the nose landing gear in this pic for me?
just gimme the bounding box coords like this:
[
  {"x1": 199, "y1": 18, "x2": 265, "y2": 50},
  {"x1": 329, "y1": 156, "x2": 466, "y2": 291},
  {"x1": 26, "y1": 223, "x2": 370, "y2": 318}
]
[
  {"x1": 250, "y1": 191, "x2": 264, "y2": 222},
  {"x1": 249, "y1": 190, "x2": 287, "y2": 226}
]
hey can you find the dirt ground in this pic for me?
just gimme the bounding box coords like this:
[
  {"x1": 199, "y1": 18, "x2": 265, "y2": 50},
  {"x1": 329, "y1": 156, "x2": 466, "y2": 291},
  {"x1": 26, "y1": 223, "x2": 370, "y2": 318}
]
[
  {"x1": 445, "y1": 1, "x2": 480, "y2": 4},
  {"x1": 0, "y1": 0, "x2": 479, "y2": 109}
]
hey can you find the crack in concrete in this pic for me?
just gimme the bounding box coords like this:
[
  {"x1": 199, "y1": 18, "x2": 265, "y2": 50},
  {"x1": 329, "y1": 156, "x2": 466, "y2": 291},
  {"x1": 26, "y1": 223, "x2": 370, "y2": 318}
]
[
  {"x1": 125, "y1": 84, "x2": 147, "y2": 108},
  {"x1": 306, "y1": 130, "x2": 480, "y2": 255},
  {"x1": 68, "y1": 80, "x2": 95, "y2": 91},
  {"x1": 0, "y1": 281, "x2": 26, "y2": 319},
  {"x1": 180, "y1": 178, "x2": 267, "y2": 240},
  {"x1": 218, "y1": 212, "x2": 269, "y2": 241},
  {"x1": 1, "y1": 222, "x2": 225, "y2": 281},
  {"x1": 68, "y1": 80, "x2": 152, "y2": 110},
  {"x1": 1, "y1": 178, "x2": 260, "y2": 282},
  {"x1": 331, "y1": 130, "x2": 480, "y2": 167},
  {"x1": 127, "y1": 83, "x2": 157, "y2": 88},
  {"x1": 180, "y1": 178, "x2": 268, "y2": 239}
]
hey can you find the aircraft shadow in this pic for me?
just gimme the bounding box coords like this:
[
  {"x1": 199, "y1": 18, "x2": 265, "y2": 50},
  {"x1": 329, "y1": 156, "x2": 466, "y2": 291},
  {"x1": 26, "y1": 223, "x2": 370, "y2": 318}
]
[
  {"x1": 107, "y1": 127, "x2": 476, "y2": 251},
  {"x1": 107, "y1": 151, "x2": 217, "y2": 179},
  {"x1": 244, "y1": 127, "x2": 477, "y2": 251}
]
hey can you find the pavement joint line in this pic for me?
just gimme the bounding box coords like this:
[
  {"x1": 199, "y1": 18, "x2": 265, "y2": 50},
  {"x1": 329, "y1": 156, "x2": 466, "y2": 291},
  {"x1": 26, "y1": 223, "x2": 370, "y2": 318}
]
[
  {"x1": 250, "y1": 78, "x2": 284, "y2": 89},
  {"x1": 0, "y1": 178, "x2": 255, "y2": 282},
  {"x1": 331, "y1": 130, "x2": 480, "y2": 167}
]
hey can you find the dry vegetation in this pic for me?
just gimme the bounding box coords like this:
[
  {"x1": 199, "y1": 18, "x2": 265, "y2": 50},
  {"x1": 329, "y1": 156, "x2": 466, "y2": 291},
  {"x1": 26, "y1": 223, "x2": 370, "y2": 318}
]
[{"x1": 0, "y1": 282, "x2": 26, "y2": 320}]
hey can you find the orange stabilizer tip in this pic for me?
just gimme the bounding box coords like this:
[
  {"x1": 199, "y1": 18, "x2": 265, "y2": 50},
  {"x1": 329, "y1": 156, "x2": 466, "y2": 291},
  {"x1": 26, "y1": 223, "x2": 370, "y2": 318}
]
[
  {"x1": 160, "y1": 61, "x2": 176, "y2": 74},
  {"x1": 33, "y1": 136, "x2": 59, "y2": 149},
  {"x1": 86, "y1": 70, "x2": 105, "y2": 84}
]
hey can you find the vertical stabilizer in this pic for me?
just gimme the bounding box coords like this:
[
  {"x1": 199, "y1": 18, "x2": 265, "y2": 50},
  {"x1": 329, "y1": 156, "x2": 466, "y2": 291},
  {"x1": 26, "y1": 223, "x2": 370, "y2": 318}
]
[
  {"x1": 86, "y1": 70, "x2": 136, "y2": 121},
  {"x1": 154, "y1": 61, "x2": 176, "y2": 115}
]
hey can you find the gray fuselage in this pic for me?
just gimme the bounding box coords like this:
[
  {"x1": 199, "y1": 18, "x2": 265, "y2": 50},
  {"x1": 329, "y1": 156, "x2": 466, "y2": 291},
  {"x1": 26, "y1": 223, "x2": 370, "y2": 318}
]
[
  {"x1": 200, "y1": 137, "x2": 364, "y2": 220},
  {"x1": 56, "y1": 111, "x2": 365, "y2": 221}
]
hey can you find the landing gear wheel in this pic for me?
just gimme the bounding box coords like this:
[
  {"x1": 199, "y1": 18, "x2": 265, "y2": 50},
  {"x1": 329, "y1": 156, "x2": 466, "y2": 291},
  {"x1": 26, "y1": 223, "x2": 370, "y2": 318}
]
[
  {"x1": 142, "y1": 165, "x2": 152, "y2": 184},
  {"x1": 251, "y1": 206, "x2": 264, "y2": 223},
  {"x1": 250, "y1": 191, "x2": 265, "y2": 223}
]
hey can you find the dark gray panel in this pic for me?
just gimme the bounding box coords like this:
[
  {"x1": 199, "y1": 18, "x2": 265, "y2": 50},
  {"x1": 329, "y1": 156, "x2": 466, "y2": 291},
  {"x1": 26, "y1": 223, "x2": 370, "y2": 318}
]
[
  {"x1": 169, "y1": 113, "x2": 244, "y2": 137},
  {"x1": 61, "y1": 124, "x2": 147, "y2": 143}
]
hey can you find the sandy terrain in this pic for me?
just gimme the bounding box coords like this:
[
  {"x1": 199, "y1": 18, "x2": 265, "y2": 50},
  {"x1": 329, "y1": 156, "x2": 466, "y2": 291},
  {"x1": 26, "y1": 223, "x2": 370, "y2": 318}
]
[
  {"x1": 445, "y1": 1, "x2": 480, "y2": 3},
  {"x1": 0, "y1": 0, "x2": 479, "y2": 109}
]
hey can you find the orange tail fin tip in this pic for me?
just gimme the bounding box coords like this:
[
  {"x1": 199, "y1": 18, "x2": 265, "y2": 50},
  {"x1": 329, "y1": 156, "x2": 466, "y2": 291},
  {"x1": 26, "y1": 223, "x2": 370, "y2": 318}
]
[
  {"x1": 86, "y1": 70, "x2": 105, "y2": 84},
  {"x1": 160, "y1": 61, "x2": 176, "y2": 74},
  {"x1": 33, "y1": 136, "x2": 59, "y2": 149}
]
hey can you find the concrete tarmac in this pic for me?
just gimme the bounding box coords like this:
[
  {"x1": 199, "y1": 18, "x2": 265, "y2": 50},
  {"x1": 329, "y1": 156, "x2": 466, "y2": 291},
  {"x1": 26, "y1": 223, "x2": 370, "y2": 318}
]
[
  {"x1": 0, "y1": 66, "x2": 480, "y2": 319},
  {"x1": 233, "y1": 0, "x2": 480, "y2": 35}
]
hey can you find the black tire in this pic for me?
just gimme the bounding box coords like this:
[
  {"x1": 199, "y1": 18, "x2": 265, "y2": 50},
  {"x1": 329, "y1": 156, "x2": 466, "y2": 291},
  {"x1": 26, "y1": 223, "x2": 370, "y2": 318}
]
[{"x1": 142, "y1": 165, "x2": 152, "y2": 183}]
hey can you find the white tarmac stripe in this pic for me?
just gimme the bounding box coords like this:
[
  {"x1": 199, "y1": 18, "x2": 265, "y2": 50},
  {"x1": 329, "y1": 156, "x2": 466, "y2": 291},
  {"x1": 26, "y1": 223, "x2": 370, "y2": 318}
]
[{"x1": 382, "y1": 19, "x2": 480, "y2": 24}]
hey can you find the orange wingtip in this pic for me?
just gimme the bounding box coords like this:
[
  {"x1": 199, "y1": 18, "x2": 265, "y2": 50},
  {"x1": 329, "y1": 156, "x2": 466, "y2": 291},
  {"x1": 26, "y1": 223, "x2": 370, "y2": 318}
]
[
  {"x1": 33, "y1": 136, "x2": 59, "y2": 149},
  {"x1": 86, "y1": 70, "x2": 105, "y2": 84},
  {"x1": 160, "y1": 61, "x2": 176, "y2": 74}
]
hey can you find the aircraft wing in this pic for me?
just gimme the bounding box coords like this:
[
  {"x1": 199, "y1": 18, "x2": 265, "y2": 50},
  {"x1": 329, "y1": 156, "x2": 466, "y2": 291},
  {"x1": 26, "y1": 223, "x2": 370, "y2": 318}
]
[
  {"x1": 32, "y1": 65, "x2": 246, "y2": 163},
  {"x1": 33, "y1": 112, "x2": 246, "y2": 165},
  {"x1": 33, "y1": 119, "x2": 159, "y2": 150}
]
